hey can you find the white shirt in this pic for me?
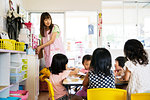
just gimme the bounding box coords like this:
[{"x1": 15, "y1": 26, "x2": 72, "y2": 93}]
[{"x1": 125, "y1": 61, "x2": 150, "y2": 95}]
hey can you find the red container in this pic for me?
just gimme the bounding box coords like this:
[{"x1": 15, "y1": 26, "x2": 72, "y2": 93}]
[{"x1": 10, "y1": 90, "x2": 29, "y2": 100}]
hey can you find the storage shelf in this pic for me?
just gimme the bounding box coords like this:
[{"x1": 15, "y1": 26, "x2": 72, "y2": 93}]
[
  {"x1": 0, "y1": 51, "x2": 27, "y2": 98},
  {"x1": 0, "y1": 86, "x2": 9, "y2": 93},
  {"x1": 0, "y1": 49, "x2": 26, "y2": 54},
  {"x1": 0, "y1": 78, "x2": 27, "y2": 93}
]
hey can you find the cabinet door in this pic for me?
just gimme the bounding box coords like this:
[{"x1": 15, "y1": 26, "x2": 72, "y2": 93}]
[{"x1": 25, "y1": 55, "x2": 39, "y2": 100}]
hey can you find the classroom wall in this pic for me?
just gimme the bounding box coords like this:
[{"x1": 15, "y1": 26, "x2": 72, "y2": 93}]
[
  {"x1": 0, "y1": 0, "x2": 27, "y2": 32},
  {"x1": 22, "y1": 0, "x2": 102, "y2": 12}
]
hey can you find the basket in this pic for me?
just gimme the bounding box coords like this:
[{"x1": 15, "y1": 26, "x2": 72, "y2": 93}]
[
  {"x1": 10, "y1": 40, "x2": 16, "y2": 50},
  {"x1": 10, "y1": 90, "x2": 29, "y2": 100},
  {"x1": 0, "y1": 39, "x2": 16, "y2": 50},
  {"x1": 0, "y1": 39, "x2": 11, "y2": 50},
  {"x1": 15, "y1": 42, "x2": 25, "y2": 51}
]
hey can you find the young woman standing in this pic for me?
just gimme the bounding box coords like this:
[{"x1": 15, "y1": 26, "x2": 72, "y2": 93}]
[{"x1": 36, "y1": 12, "x2": 65, "y2": 68}]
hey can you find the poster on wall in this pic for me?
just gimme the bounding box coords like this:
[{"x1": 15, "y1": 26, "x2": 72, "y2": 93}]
[{"x1": 88, "y1": 24, "x2": 94, "y2": 35}]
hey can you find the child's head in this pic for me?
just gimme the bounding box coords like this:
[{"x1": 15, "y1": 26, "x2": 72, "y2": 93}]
[
  {"x1": 51, "y1": 53, "x2": 68, "y2": 74},
  {"x1": 40, "y1": 12, "x2": 54, "y2": 37},
  {"x1": 124, "y1": 39, "x2": 149, "y2": 65},
  {"x1": 82, "y1": 55, "x2": 92, "y2": 70},
  {"x1": 115, "y1": 56, "x2": 127, "y2": 71},
  {"x1": 91, "y1": 48, "x2": 112, "y2": 76}
]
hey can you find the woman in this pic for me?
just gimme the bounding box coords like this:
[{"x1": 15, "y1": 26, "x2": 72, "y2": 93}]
[{"x1": 36, "y1": 12, "x2": 65, "y2": 68}]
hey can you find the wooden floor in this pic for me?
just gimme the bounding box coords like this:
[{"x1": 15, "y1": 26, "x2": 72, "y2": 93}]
[{"x1": 38, "y1": 91, "x2": 49, "y2": 100}]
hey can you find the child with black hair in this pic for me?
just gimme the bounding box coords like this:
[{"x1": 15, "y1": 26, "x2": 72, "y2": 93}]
[
  {"x1": 114, "y1": 56, "x2": 127, "y2": 77},
  {"x1": 83, "y1": 48, "x2": 115, "y2": 89},
  {"x1": 122, "y1": 39, "x2": 150, "y2": 99},
  {"x1": 80, "y1": 54, "x2": 92, "y2": 74},
  {"x1": 76, "y1": 48, "x2": 115, "y2": 99},
  {"x1": 76, "y1": 55, "x2": 92, "y2": 98},
  {"x1": 49, "y1": 53, "x2": 79, "y2": 100}
]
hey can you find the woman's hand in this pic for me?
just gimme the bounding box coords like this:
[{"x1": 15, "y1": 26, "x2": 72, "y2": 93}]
[{"x1": 36, "y1": 46, "x2": 42, "y2": 54}]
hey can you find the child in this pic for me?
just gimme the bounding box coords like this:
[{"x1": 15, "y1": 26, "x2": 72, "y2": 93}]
[
  {"x1": 76, "y1": 55, "x2": 92, "y2": 98},
  {"x1": 80, "y1": 54, "x2": 92, "y2": 74},
  {"x1": 49, "y1": 53, "x2": 79, "y2": 100},
  {"x1": 79, "y1": 48, "x2": 115, "y2": 98},
  {"x1": 114, "y1": 56, "x2": 127, "y2": 77},
  {"x1": 122, "y1": 39, "x2": 150, "y2": 99}
]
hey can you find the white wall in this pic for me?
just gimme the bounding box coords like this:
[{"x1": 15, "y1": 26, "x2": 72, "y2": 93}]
[
  {"x1": 0, "y1": 0, "x2": 24, "y2": 31},
  {"x1": 22, "y1": 0, "x2": 102, "y2": 12}
]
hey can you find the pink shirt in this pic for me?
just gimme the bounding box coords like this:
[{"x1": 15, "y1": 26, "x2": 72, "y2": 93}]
[{"x1": 49, "y1": 70, "x2": 71, "y2": 99}]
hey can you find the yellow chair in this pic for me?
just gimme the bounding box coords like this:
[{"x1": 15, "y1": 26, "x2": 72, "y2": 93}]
[
  {"x1": 87, "y1": 88, "x2": 127, "y2": 100},
  {"x1": 131, "y1": 93, "x2": 150, "y2": 100},
  {"x1": 40, "y1": 67, "x2": 51, "y2": 81},
  {"x1": 44, "y1": 78, "x2": 55, "y2": 100}
]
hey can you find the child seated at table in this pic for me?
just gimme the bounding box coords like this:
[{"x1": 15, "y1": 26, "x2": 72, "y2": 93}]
[
  {"x1": 80, "y1": 54, "x2": 92, "y2": 74},
  {"x1": 76, "y1": 48, "x2": 115, "y2": 99},
  {"x1": 114, "y1": 56, "x2": 127, "y2": 77},
  {"x1": 49, "y1": 53, "x2": 79, "y2": 100},
  {"x1": 121, "y1": 39, "x2": 150, "y2": 100},
  {"x1": 76, "y1": 55, "x2": 92, "y2": 98},
  {"x1": 83, "y1": 48, "x2": 115, "y2": 89}
]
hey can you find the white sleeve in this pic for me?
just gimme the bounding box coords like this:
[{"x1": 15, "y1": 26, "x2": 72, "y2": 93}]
[{"x1": 124, "y1": 61, "x2": 135, "y2": 72}]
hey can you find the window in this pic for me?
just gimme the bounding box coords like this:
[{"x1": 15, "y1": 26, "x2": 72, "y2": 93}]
[
  {"x1": 65, "y1": 11, "x2": 98, "y2": 59},
  {"x1": 102, "y1": 0, "x2": 150, "y2": 49},
  {"x1": 30, "y1": 11, "x2": 98, "y2": 67}
]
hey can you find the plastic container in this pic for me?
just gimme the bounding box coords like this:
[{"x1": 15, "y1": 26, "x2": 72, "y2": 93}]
[
  {"x1": 0, "y1": 97, "x2": 21, "y2": 100},
  {"x1": 10, "y1": 73, "x2": 20, "y2": 83},
  {"x1": 19, "y1": 85, "x2": 24, "y2": 90},
  {"x1": 11, "y1": 62, "x2": 22, "y2": 67},
  {"x1": 15, "y1": 42, "x2": 25, "y2": 51},
  {"x1": 10, "y1": 90, "x2": 29, "y2": 100},
  {"x1": 0, "y1": 39, "x2": 12, "y2": 50},
  {"x1": 10, "y1": 67, "x2": 22, "y2": 74},
  {"x1": 10, "y1": 71, "x2": 25, "y2": 83},
  {"x1": 11, "y1": 54, "x2": 22, "y2": 63},
  {"x1": 10, "y1": 40, "x2": 16, "y2": 50},
  {"x1": 7, "y1": 97, "x2": 21, "y2": 100}
]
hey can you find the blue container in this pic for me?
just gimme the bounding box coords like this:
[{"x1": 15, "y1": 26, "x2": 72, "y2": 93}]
[
  {"x1": 7, "y1": 97, "x2": 21, "y2": 100},
  {"x1": 0, "y1": 97, "x2": 21, "y2": 100},
  {"x1": 19, "y1": 85, "x2": 23, "y2": 90}
]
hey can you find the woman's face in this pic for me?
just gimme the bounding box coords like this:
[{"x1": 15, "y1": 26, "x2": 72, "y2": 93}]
[{"x1": 44, "y1": 18, "x2": 51, "y2": 27}]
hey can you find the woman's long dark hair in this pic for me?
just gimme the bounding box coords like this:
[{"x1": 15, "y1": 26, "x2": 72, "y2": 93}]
[
  {"x1": 90, "y1": 48, "x2": 112, "y2": 76},
  {"x1": 51, "y1": 53, "x2": 68, "y2": 74},
  {"x1": 40, "y1": 12, "x2": 54, "y2": 37},
  {"x1": 124, "y1": 39, "x2": 149, "y2": 65}
]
